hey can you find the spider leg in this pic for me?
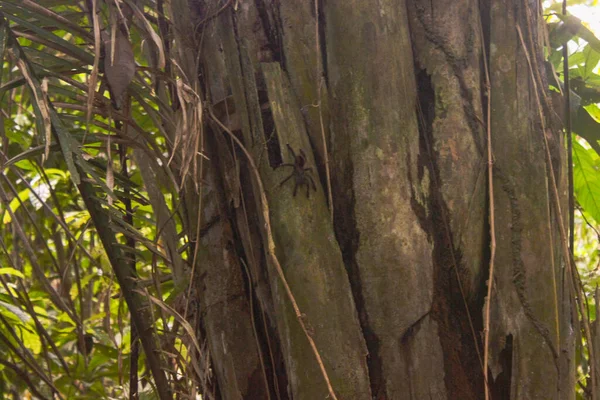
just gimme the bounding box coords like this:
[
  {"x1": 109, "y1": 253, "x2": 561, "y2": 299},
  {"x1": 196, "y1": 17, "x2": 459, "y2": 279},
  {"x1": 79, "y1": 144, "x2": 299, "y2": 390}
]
[
  {"x1": 299, "y1": 148, "x2": 307, "y2": 160},
  {"x1": 303, "y1": 167, "x2": 313, "y2": 173},
  {"x1": 293, "y1": 182, "x2": 298, "y2": 197},
  {"x1": 306, "y1": 181, "x2": 310, "y2": 198},
  {"x1": 275, "y1": 163, "x2": 295, "y2": 170},
  {"x1": 286, "y1": 144, "x2": 296, "y2": 160},
  {"x1": 306, "y1": 174, "x2": 317, "y2": 191},
  {"x1": 279, "y1": 173, "x2": 294, "y2": 187}
]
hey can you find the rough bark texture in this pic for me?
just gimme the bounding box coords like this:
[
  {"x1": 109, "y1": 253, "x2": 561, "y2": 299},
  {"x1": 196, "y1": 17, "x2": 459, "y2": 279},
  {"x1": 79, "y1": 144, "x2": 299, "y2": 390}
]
[
  {"x1": 325, "y1": 1, "x2": 444, "y2": 398},
  {"x1": 167, "y1": 1, "x2": 270, "y2": 398},
  {"x1": 178, "y1": 0, "x2": 573, "y2": 399},
  {"x1": 486, "y1": 1, "x2": 575, "y2": 399}
]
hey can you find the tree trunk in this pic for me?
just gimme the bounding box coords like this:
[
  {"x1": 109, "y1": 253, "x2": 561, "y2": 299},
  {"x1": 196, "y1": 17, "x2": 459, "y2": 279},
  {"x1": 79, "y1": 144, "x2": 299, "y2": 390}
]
[{"x1": 174, "y1": 0, "x2": 574, "y2": 399}]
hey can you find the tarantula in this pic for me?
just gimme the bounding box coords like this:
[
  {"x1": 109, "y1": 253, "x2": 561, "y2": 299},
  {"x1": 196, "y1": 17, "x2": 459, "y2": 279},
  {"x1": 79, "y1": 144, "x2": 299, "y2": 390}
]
[{"x1": 277, "y1": 144, "x2": 317, "y2": 198}]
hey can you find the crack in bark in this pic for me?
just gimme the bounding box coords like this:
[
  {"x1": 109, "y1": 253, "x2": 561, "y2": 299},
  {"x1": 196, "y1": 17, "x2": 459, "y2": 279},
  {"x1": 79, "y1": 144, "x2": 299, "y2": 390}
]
[
  {"x1": 490, "y1": 334, "x2": 514, "y2": 398},
  {"x1": 330, "y1": 152, "x2": 385, "y2": 399},
  {"x1": 412, "y1": 1, "x2": 485, "y2": 156},
  {"x1": 412, "y1": 66, "x2": 484, "y2": 400},
  {"x1": 495, "y1": 170, "x2": 560, "y2": 366},
  {"x1": 316, "y1": 0, "x2": 329, "y2": 88},
  {"x1": 400, "y1": 311, "x2": 431, "y2": 344},
  {"x1": 254, "y1": 0, "x2": 284, "y2": 66},
  {"x1": 398, "y1": 311, "x2": 430, "y2": 400}
]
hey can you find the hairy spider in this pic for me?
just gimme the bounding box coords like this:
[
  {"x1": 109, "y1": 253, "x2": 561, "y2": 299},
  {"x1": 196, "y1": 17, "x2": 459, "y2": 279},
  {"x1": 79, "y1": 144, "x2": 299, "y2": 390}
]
[{"x1": 277, "y1": 144, "x2": 317, "y2": 198}]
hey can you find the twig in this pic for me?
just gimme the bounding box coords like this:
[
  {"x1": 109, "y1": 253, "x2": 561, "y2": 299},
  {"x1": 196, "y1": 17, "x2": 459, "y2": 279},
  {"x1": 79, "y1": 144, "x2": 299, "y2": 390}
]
[
  {"x1": 578, "y1": 206, "x2": 600, "y2": 241},
  {"x1": 563, "y1": 0, "x2": 574, "y2": 254},
  {"x1": 479, "y1": 14, "x2": 495, "y2": 400},
  {"x1": 183, "y1": 103, "x2": 205, "y2": 341}
]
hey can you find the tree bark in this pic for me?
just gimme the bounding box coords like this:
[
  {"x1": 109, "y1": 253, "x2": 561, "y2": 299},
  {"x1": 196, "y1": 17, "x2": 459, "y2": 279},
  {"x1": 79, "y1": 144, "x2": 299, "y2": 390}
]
[{"x1": 180, "y1": 0, "x2": 574, "y2": 399}]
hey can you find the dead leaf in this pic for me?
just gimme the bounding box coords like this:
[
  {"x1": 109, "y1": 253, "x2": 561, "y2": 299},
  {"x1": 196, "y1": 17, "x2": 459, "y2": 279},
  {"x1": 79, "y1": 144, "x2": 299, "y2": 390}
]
[{"x1": 102, "y1": 27, "x2": 135, "y2": 109}]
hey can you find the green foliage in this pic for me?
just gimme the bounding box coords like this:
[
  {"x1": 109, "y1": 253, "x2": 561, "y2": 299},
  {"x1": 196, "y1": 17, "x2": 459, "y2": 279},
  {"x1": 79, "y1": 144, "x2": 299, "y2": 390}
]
[
  {"x1": 545, "y1": 1, "x2": 600, "y2": 396},
  {"x1": 0, "y1": 1, "x2": 194, "y2": 398},
  {"x1": 573, "y1": 139, "x2": 600, "y2": 222}
]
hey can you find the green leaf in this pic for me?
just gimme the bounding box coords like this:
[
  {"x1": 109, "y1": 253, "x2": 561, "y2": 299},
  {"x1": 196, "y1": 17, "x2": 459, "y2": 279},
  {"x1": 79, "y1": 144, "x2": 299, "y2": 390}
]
[
  {"x1": 5, "y1": 124, "x2": 33, "y2": 149},
  {"x1": 0, "y1": 300, "x2": 29, "y2": 323},
  {"x1": 0, "y1": 267, "x2": 24, "y2": 278},
  {"x1": 19, "y1": 325, "x2": 41, "y2": 354},
  {"x1": 2, "y1": 188, "x2": 30, "y2": 223},
  {"x1": 4, "y1": 20, "x2": 81, "y2": 185},
  {"x1": 573, "y1": 138, "x2": 600, "y2": 224},
  {"x1": 585, "y1": 104, "x2": 600, "y2": 123},
  {"x1": 13, "y1": 159, "x2": 37, "y2": 171},
  {"x1": 574, "y1": 45, "x2": 600, "y2": 80},
  {"x1": 1, "y1": 11, "x2": 93, "y2": 64}
]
